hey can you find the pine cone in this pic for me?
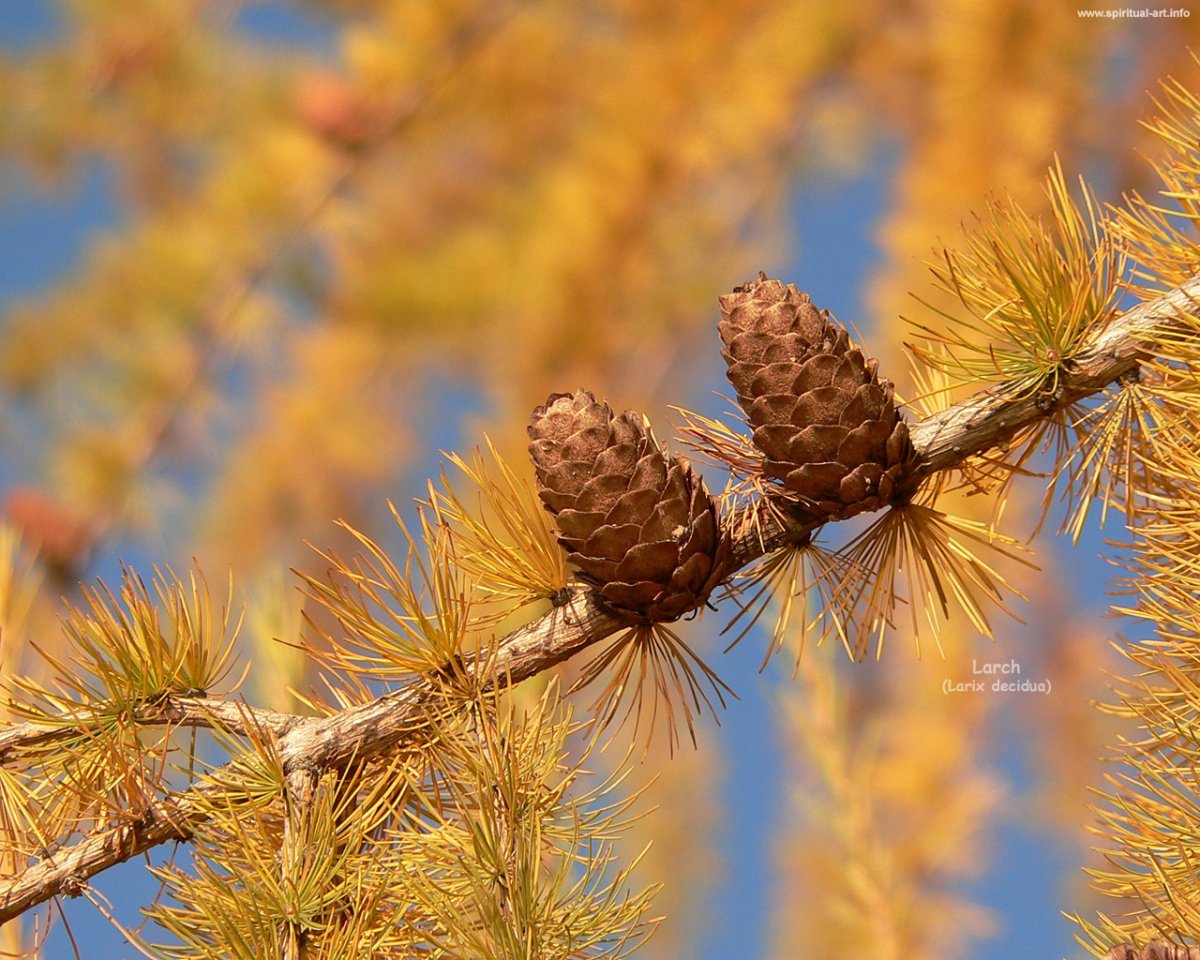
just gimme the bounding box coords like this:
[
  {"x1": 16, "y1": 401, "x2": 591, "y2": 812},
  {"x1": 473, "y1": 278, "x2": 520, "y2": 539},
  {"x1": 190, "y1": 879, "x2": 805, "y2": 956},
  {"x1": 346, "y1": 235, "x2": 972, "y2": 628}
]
[
  {"x1": 528, "y1": 390, "x2": 730, "y2": 623},
  {"x1": 1105, "y1": 942, "x2": 1200, "y2": 960},
  {"x1": 718, "y1": 273, "x2": 916, "y2": 520}
]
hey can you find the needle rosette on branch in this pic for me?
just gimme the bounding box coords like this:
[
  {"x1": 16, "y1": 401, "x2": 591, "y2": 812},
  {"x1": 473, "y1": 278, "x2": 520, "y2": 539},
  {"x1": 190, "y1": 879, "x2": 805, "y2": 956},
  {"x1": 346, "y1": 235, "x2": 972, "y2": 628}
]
[
  {"x1": 528, "y1": 390, "x2": 731, "y2": 623},
  {"x1": 718, "y1": 274, "x2": 918, "y2": 520}
]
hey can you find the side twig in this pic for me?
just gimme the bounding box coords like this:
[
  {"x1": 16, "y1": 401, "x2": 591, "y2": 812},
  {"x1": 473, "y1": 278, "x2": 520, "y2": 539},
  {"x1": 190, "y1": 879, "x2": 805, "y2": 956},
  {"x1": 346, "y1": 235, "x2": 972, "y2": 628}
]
[{"x1": 0, "y1": 696, "x2": 301, "y2": 764}]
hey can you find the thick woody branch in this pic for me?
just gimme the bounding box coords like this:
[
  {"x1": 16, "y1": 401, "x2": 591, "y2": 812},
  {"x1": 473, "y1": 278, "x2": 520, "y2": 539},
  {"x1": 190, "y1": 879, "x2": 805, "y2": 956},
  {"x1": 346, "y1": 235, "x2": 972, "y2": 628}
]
[
  {"x1": 0, "y1": 787, "x2": 209, "y2": 921},
  {"x1": 2, "y1": 273, "x2": 1197, "y2": 925}
]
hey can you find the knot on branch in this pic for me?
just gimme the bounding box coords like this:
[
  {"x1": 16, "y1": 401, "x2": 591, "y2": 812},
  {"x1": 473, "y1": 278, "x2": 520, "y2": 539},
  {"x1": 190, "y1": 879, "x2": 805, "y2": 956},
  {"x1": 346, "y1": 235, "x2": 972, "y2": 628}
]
[{"x1": 60, "y1": 873, "x2": 87, "y2": 899}]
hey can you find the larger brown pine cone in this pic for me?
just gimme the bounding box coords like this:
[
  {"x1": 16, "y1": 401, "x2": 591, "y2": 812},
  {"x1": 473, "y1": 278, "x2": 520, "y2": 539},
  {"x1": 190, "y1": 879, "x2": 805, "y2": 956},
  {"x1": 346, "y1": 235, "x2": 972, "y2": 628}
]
[
  {"x1": 718, "y1": 274, "x2": 917, "y2": 520},
  {"x1": 528, "y1": 390, "x2": 730, "y2": 623}
]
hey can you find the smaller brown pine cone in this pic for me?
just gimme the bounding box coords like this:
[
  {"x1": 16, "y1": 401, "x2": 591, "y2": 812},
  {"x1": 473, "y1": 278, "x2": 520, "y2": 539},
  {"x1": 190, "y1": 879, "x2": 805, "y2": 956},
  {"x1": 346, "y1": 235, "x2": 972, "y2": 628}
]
[
  {"x1": 528, "y1": 390, "x2": 730, "y2": 623},
  {"x1": 718, "y1": 274, "x2": 917, "y2": 520}
]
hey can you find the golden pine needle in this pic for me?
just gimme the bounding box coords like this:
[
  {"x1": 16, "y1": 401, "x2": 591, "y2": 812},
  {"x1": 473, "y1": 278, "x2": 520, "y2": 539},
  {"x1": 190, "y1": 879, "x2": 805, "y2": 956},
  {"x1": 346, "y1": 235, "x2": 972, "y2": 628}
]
[
  {"x1": 300, "y1": 506, "x2": 487, "y2": 686},
  {"x1": 1056, "y1": 379, "x2": 1170, "y2": 542},
  {"x1": 427, "y1": 437, "x2": 568, "y2": 622},
  {"x1": 672, "y1": 402, "x2": 765, "y2": 499},
  {"x1": 837, "y1": 500, "x2": 1033, "y2": 660},
  {"x1": 1113, "y1": 188, "x2": 1200, "y2": 296},
  {"x1": 720, "y1": 538, "x2": 860, "y2": 672},
  {"x1": 572, "y1": 622, "x2": 733, "y2": 754},
  {"x1": 907, "y1": 160, "x2": 1124, "y2": 401},
  {"x1": 395, "y1": 684, "x2": 658, "y2": 960},
  {"x1": 7, "y1": 566, "x2": 242, "y2": 722},
  {"x1": 1113, "y1": 66, "x2": 1200, "y2": 294}
]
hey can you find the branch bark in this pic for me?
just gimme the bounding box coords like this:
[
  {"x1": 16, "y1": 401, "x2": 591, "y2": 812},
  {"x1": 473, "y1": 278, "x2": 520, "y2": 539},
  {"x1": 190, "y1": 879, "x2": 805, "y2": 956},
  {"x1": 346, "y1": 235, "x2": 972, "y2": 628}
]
[
  {"x1": 2, "y1": 273, "x2": 1197, "y2": 925},
  {"x1": 0, "y1": 788, "x2": 209, "y2": 921},
  {"x1": 907, "y1": 274, "x2": 1200, "y2": 473},
  {"x1": 0, "y1": 696, "x2": 301, "y2": 764},
  {"x1": 281, "y1": 766, "x2": 321, "y2": 960}
]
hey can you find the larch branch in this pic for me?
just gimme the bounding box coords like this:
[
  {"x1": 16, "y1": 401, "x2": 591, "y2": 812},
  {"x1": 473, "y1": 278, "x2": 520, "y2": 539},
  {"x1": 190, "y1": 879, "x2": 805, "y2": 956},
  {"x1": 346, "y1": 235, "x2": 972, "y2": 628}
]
[
  {"x1": 1, "y1": 272, "x2": 1196, "y2": 924},
  {"x1": 0, "y1": 696, "x2": 301, "y2": 764},
  {"x1": 281, "y1": 765, "x2": 321, "y2": 960},
  {"x1": 907, "y1": 273, "x2": 1200, "y2": 474},
  {"x1": 0, "y1": 789, "x2": 206, "y2": 921}
]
